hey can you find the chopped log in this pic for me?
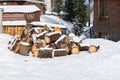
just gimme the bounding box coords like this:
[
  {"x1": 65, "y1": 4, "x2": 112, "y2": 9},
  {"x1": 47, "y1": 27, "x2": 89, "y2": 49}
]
[
  {"x1": 36, "y1": 31, "x2": 48, "y2": 39},
  {"x1": 65, "y1": 41, "x2": 81, "y2": 54},
  {"x1": 39, "y1": 48, "x2": 54, "y2": 58},
  {"x1": 23, "y1": 28, "x2": 29, "y2": 35},
  {"x1": 19, "y1": 42, "x2": 30, "y2": 56},
  {"x1": 55, "y1": 35, "x2": 67, "y2": 49},
  {"x1": 68, "y1": 33, "x2": 75, "y2": 40},
  {"x1": 14, "y1": 41, "x2": 21, "y2": 53},
  {"x1": 73, "y1": 36, "x2": 82, "y2": 43},
  {"x1": 31, "y1": 34, "x2": 37, "y2": 44},
  {"x1": 31, "y1": 44, "x2": 40, "y2": 57},
  {"x1": 44, "y1": 32, "x2": 61, "y2": 44},
  {"x1": 88, "y1": 45, "x2": 100, "y2": 53},
  {"x1": 71, "y1": 46, "x2": 80, "y2": 54},
  {"x1": 48, "y1": 43, "x2": 56, "y2": 49},
  {"x1": 53, "y1": 49, "x2": 68, "y2": 57},
  {"x1": 29, "y1": 28, "x2": 36, "y2": 34},
  {"x1": 65, "y1": 41, "x2": 74, "y2": 55},
  {"x1": 21, "y1": 31, "x2": 31, "y2": 42},
  {"x1": 33, "y1": 27, "x2": 42, "y2": 34},
  {"x1": 55, "y1": 41, "x2": 66, "y2": 49},
  {"x1": 80, "y1": 46, "x2": 89, "y2": 51},
  {"x1": 37, "y1": 39, "x2": 47, "y2": 48},
  {"x1": 44, "y1": 24, "x2": 53, "y2": 32},
  {"x1": 54, "y1": 27, "x2": 61, "y2": 32},
  {"x1": 74, "y1": 42, "x2": 89, "y2": 51},
  {"x1": 8, "y1": 37, "x2": 21, "y2": 53}
]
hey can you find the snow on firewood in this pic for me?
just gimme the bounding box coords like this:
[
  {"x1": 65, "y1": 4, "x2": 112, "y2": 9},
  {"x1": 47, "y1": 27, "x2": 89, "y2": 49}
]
[
  {"x1": 45, "y1": 32, "x2": 61, "y2": 36},
  {"x1": 69, "y1": 33, "x2": 75, "y2": 37},
  {"x1": 20, "y1": 42, "x2": 30, "y2": 46},
  {"x1": 44, "y1": 24, "x2": 53, "y2": 31},
  {"x1": 53, "y1": 48, "x2": 66, "y2": 51},
  {"x1": 80, "y1": 43, "x2": 90, "y2": 47},
  {"x1": 73, "y1": 36, "x2": 82, "y2": 43},
  {"x1": 55, "y1": 35, "x2": 66, "y2": 44},
  {"x1": 37, "y1": 31, "x2": 48, "y2": 37},
  {"x1": 8, "y1": 36, "x2": 19, "y2": 50},
  {"x1": 32, "y1": 34, "x2": 37, "y2": 44},
  {"x1": 39, "y1": 48, "x2": 53, "y2": 50}
]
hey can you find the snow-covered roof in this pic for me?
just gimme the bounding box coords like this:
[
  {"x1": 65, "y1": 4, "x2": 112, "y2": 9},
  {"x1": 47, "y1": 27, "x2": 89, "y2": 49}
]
[
  {"x1": 26, "y1": 0, "x2": 44, "y2": 4},
  {"x1": 31, "y1": 21, "x2": 67, "y2": 29},
  {"x1": 0, "y1": 0, "x2": 45, "y2": 4},
  {"x1": 59, "y1": 11, "x2": 68, "y2": 15},
  {"x1": 2, "y1": 20, "x2": 27, "y2": 26},
  {"x1": 0, "y1": 5, "x2": 40, "y2": 13}
]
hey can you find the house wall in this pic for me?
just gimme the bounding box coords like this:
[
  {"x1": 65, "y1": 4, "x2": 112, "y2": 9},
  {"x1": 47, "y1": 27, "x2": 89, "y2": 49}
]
[
  {"x1": 3, "y1": 26, "x2": 25, "y2": 36},
  {"x1": 2, "y1": 11, "x2": 41, "y2": 23},
  {"x1": 26, "y1": 11, "x2": 41, "y2": 23},
  {"x1": 3, "y1": 13, "x2": 25, "y2": 21},
  {"x1": 94, "y1": 0, "x2": 120, "y2": 37},
  {"x1": 0, "y1": 1, "x2": 25, "y2": 5}
]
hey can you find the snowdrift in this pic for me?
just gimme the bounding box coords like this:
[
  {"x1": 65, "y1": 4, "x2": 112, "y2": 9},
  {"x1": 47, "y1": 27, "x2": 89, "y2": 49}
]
[{"x1": 0, "y1": 33, "x2": 120, "y2": 80}]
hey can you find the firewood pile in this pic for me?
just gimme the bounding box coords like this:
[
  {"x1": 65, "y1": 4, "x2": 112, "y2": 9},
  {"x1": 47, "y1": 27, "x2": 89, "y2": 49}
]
[{"x1": 8, "y1": 25, "x2": 100, "y2": 58}]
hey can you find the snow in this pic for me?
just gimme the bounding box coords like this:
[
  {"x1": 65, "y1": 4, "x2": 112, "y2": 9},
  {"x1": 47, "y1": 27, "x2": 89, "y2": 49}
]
[
  {"x1": 40, "y1": 15, "x2": 73, "y2": 29},
  {"x1": 39, "y1": 48, "x2": 53, "y2": 50},
  {"x1": 2, "y1": 20, "x2": 27, "y2": 26},
  {"x1": 32, "y1": 34, "x2": 37, "y2": 44},
  {"x1": 53, "y1": 49, "x2": 66, "y2": 51},
  {"x1": 55, "y1": 35, "x2": 66, "y2": 44},
  {"x1": 1, "y1": 33, "x2": 120, "y2": 80},
  {"x1": 31, "y1": 21, "x2": 67, "y2": 29},
  {"x1": 37, "y1": 31, "x2": 48, "y2": 37},
  {"x1": 25, "y1": 0, "x2": 44, "y2": 4},
  {"x1": 7, "y1": 36, "x2": 19, "y2": 50},
  {"x1": 20, "y1": 42, "x2": 30, "y2": 46},
  {"x1": 69, "y1": 33, "x2": 75, "y2": 37},
  {"x1": 73, "y1": 36, "x2": 82, "y2": 43},
  {"x1": 46, "y1": 32, "x2": 61, "y2": 36},
  {"x1": 0, "y1": 5, "x2": 40, "y2": 13}
]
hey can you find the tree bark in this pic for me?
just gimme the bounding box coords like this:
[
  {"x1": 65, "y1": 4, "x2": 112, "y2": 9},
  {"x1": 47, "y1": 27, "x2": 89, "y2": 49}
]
[
  {"x1": 53, "y1": 49, "x2": 68, "y2": 57},
  {"x1": 39, "y1": 48, "x2": 54, "y2": 58},
  {"x1": 19, "y1": 42, "x2": 30, "y2": 56},
  {"x1": 44, "y1": 32, "x2": 61, "y2": 44}
]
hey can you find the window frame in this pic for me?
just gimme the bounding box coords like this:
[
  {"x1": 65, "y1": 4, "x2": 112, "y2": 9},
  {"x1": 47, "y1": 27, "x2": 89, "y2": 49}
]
[
  {"x1": 98, "y1": 0, "x2": 109, "y2": 19},
  {"x1": 27, "y1": 13, "x2": 34, "y2": 19}
]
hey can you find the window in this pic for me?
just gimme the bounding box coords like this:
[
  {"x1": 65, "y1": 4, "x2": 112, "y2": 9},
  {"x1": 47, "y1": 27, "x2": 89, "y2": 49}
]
[
  {"x1": 27, "y1": 13, "x2": 34, "y2": 19},
  {"x1": 3, "y1": 2, "x2": 7, "y2": 5},
  {"x1": 98, "y1": 0, "x2": 108, "y2": 19}
]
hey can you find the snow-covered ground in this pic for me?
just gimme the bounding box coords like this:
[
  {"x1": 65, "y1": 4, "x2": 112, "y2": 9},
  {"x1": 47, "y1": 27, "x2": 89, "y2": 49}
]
[{"x1": 0, "y1": 33, "x2": 120, "y2": 80}]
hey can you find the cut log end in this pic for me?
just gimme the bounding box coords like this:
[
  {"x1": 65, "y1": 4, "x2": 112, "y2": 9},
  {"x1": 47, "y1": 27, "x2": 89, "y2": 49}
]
[
  {"x1": 88, "y1": 45, "x2": 100, "y2": 53},
  {"x1": 71, "y1": 46, "x2": 79, "y2": 54},
  {"x1": 33, "y1": 50, "x2": 40, "y2": 57},
  {"x1": 44, "y1": 36, "x2": 50, "y2": 44},
  {"x1": 31, "y1": 44, "x2": 40, "y2": 57}
]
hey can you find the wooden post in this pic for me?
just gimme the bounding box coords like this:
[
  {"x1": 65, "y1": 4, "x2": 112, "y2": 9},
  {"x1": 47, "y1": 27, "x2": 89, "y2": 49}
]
[{"x1": 0, "y1": 8, "x2": 3, "y2": 33}]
